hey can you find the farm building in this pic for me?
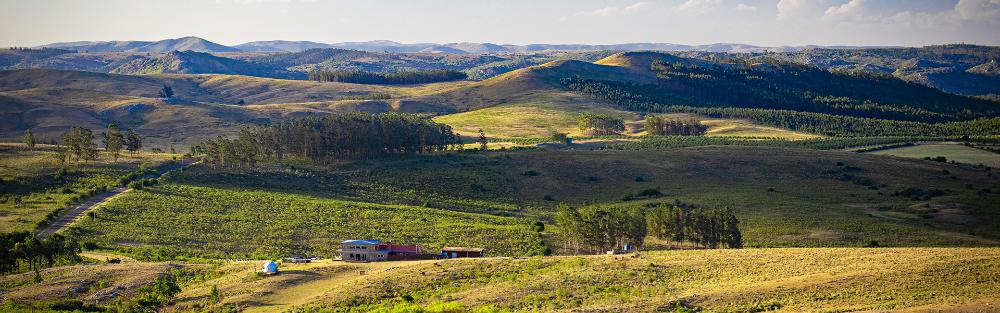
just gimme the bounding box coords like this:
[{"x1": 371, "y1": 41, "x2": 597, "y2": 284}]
[
  {"x1": 441, "y1": 247, "x2": 485, "y2": 258},
  {"x1": 339, "y1": 240, "x2": 431, "y2": 262}
]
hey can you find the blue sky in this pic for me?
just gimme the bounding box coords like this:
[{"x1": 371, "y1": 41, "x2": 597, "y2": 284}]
[{"x1": 1, "y1": 0, "x2": 998, "y2": 47}]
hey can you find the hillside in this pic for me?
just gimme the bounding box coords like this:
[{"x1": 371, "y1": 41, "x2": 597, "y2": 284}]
[
  {"x1": 38, "y1": 36, "x2": 238, "y2": 53},
  {"x1": 107, "y1": 50, "x2": 299, "y2": 78},
  {"x1": 764, "y1": 44, "x2": 1000, "y2": 96},
  {"x1": 4, "y1": 248, "x2": 997, "y2": 312},
  {"x1": 233, "y1": 40, "x2": 335, "y2": 52},
  {"x1": 0, "y1": 69, "x2": 443, "y2": 148},
  {"x1": 56, "y1": 146, "x2": 1000, "y2": 261}
]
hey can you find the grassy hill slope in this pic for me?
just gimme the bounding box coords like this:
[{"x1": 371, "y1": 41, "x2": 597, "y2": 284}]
[
  {"x1": 61, "y1": 147, "x2": 1000, "y2": 261},
  {"x1": 5, "y1": 248, "x2": 997, "y2": 312},
  {"x1": 0, "y1": 69, "x2": 467, "y2": 148}
]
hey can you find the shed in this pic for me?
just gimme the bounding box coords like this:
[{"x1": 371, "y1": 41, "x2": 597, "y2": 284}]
[{"x1": 441, "y1": 247, "x2": 485, "y2": 258}]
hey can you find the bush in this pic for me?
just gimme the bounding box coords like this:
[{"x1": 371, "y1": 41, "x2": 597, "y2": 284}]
[
  {"x1": 636, "y1": 188, "x2": 663, "y2": 198},
  {"x1": 863, "y1": 240, "x2": 881, "y2": 248},
  {"x1": 107, "y1": 258, "x2": 121, "y2": 264},
  {"x1": 532, "y1": 221, "x2": 545, "y2": 232},
  {"x1": 521, "y1": 170, "x2": 540, "y2": 177}
]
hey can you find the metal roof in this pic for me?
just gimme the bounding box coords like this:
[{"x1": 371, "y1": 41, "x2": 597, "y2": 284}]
[
  {"x1": 442, "y1": 247, "x2": 485, "y2": 252},
  {"x1": 341, "y1": 239, "x2": 381, "y2": 245}
]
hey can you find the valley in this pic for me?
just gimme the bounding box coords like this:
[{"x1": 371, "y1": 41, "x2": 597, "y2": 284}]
[{"x1": 2, "y1": 29, "x2": 999, "y2": 312}]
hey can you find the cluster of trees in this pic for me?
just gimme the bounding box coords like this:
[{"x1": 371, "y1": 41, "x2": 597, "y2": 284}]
[
  {"x1": 59, "y1": 127, "x2": 98, "y2": 163},
  {"x1": 556, "y1": 204, "x2": 646, "y2": 253},
  {"x1": 308, "y1": 69, "x2": 467, "y2": 85},
  {"x1": 561, "y1": 77, "x2": 1000, "y2": 137},
  {"x1": 0, "y1": 232, "x2": 79, "y2": 274},
  {"x1": 45, "y1": 125, "x2": 143, "y2": 165},
  {"x1": 555, "y1": 203, "x2": 742, "y2": 253},
  {"x1": 578, "y1": 113, "x2": 625, "y2": 136},
  {"x1": 193, "y1": 112, "x2": 460, "y2": 167},
  {"x1": 647, "y1": 204, "x2": 742, "y2": 249},
  {"x1": 643, "y1": 114, "x2": 708, "y2": 136}
]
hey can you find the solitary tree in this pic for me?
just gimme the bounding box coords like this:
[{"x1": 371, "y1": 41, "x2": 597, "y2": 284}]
[
  {"x1": 22, "y1": 129, "x2": 36, "y2": 151},
  {"x1": 103, "y1": 124, "x2": 125, "y2": 162},
  {"x1": 477, "y1": 129, "x2": 488, "y2": 151},
  {"x1": 125, "y1": 128, "x2": 143, "y2": 156},
  {"x1": 158, "y1": 85, "x2": 174, "y2": 98}
]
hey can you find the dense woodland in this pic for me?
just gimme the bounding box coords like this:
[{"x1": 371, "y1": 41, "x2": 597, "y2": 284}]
[
  {"x1": 308, "y1": 69, "x2": 467, "y2": 84},
  {"x1": 193, "y1": 112, "x2": 460, "y2": 167},
  {"x1": 556, "y1": 203, "x2": 742, "y2": 253},
  {"x1": 562, "y1": 77, "x2": 1000, "y2": 137}
]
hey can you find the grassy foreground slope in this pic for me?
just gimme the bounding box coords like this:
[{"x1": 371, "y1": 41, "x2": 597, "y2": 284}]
[
  {"x1": 5, "y1": 248, "x2": 995, "y2": 312},
  {"x1": 288, "y1": 248, "x2": 1000, "y2": 312}
]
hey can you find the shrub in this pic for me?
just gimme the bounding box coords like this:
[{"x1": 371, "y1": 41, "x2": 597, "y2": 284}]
[
  {"x1": 636, "y1": 188, "x2": 663, "y2": 198},
  {"x1": 107, "y1": 258, "x2": 121, "y2": 264}
]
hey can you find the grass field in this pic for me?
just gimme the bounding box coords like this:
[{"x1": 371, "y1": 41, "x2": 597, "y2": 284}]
[
  {"x1": 867, "y1": 142, "x2": 1000, "y2": 167},
  {"x1": 435, "y1": 103, "x2": 815, "y2": 141},
  {"x1": 61, "y1": 147, "x2": 1000, "y2": 262},
  {"x1": 0, "y1": 144, "x2": 176, "y2": 233},
  {"x1": 5, "y1": 248, "x2": 997, "y2": 312},
  {"x1": 69, "y1": 176, "x2": 544, "y2": 260}
]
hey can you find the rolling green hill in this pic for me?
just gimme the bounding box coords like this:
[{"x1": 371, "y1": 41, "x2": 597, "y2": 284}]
[{"x1": 58, "y1": 146, "x2": 1000, "y2": 262}]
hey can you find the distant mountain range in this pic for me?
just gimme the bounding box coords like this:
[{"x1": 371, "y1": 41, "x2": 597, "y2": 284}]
[
  {"x1": 36, "y1": 36, "x2": 881, "y2": 54},
  {"x1": 38, "y1": 36, "x2": 241, "y2": 53},
  {"x1": 10, "y1": 37, "x2": 997, "y2": 96}
]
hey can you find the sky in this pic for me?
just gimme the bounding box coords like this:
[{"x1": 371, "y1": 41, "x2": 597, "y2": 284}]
[{"x1": 1, "y1": 0, "x2": 998, "y2": 47}]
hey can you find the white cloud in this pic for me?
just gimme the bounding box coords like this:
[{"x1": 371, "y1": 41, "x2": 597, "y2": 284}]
[
  {"x1": 884, "y1": 0, "x2": 1000, "y2": 29},
  {"x1": 823, "y1": 0, "x2": 868, "y2": 21},
  {"x1": 735, "y1": 3, "x2": 757, "y2": 12},
  {"x1": 954, "y1": 0, "x2": 1000, "y2": 22},
  {"x1": 676, "y1": 0, "x2": 722, "y2": 12},
  {"x1": 574, "y1": 2, "x2": 651, "y2": 17},
  {"x1": 776, "y1": 0, "x2": 805, "y2": 20},
  {"x1": 626, "y1": 1, "x2": 651, "y2": 12}
]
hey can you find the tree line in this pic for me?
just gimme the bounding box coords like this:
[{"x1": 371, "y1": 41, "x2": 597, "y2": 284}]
[
  {"x1": 0, "y1": 232, "x2": 79, "y2": 274},
  {"x1": 555, "y1": 202, "x2": 742, "y2": 254},
  {"x1": 29, "y1": 125, "x2": 145, "y2": 166},
  {"x1": 308, "y1": 69, "x2": 467, "y2": 85},
  {"x1": 192, "y1": 112, "x2": 460, "y2": 167},
  {"x1": 644, "y1": 114, "x2": 708, "y2": 136}
]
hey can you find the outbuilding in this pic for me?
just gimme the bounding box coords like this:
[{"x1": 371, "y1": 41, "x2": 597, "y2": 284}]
[{"x1": 441, "y1": 247, "x2": 485, "y2": 258}]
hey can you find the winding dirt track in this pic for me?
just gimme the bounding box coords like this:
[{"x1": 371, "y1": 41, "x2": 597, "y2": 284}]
[{"x1": 36, "y1": 159, "x2": 196, "y2": 238}]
